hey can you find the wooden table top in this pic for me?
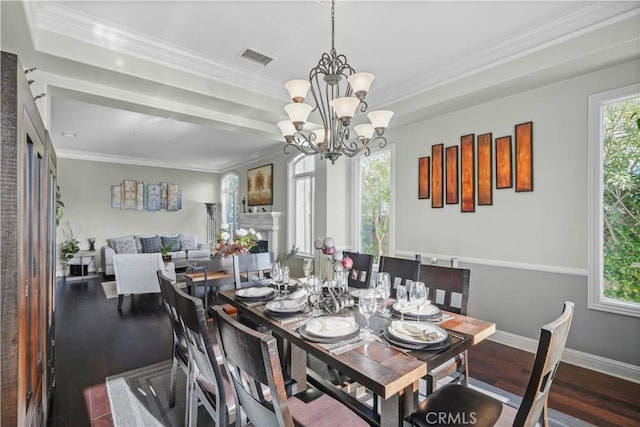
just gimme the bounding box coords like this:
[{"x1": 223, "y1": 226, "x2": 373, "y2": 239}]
[
  {"x1": 183, "y1": 270, "x2": 233, "y2": 283},
  {"x1": 218, "y1": 289, "x2": 495, "y2": 399}
]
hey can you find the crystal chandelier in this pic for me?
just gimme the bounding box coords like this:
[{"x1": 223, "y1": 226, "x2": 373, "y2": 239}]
[{"x1": 277, "y1": 0, "x2": 393, "y2": 164}]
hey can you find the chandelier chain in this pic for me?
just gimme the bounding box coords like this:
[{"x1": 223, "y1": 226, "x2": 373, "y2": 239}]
[{"x1": 331, "y1": 0, "x2": 335, "y2": 52}]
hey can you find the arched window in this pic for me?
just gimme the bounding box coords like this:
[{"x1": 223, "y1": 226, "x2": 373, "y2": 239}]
[
  {"x1": 287, "y1": 154, "x2": 315, "y2": 256},
  {"x1": 221, "y1": 172, "x2": 239, "y2": 235}
]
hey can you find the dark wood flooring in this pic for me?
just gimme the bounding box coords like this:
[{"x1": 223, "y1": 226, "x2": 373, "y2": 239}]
[{"x1": 48, "y1": 277, "x2": 640, "y2": 427}]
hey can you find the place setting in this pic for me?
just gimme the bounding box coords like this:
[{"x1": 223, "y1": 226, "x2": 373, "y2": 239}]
[
  {"x1": 235, "y1": 286, "x2": 276, "y2": 303},
  {"x1": 263, "y1": 288, "x2": 309, "y2": 319},
  {"x1": 382, "y1": 320, "x2": 452, "y2": 351}
]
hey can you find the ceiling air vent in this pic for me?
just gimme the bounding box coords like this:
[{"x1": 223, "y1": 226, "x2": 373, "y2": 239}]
[{"x1": 239, "y1": 48, "x2": 273, "y2": 67}]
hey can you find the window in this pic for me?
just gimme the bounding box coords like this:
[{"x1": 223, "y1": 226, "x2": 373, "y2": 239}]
[
  {"x1": 352, "y1": 147, "x2": 394, "y2": 263},
  {"x1": 287, "y1": 154, "x2": 315, "y2": 256},
  {"x1": 588, "y1": 85, "x2": 640, "y2": 317},
  {"x1": 221, "y1": 173, "x2": 239, "y2": 234}
]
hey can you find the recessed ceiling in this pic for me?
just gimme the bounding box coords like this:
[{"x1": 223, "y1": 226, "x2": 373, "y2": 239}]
[{"x1": 1, "y1": 1, "x2": 638, "y2": 172}]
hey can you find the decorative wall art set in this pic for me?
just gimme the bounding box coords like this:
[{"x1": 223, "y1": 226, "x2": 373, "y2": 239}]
[
  {"x1": 418, "y1": 122, "x2": 533, "y2": 212},
  {"x1": 111, "y1": 180, "x2": 182, "y2": 211}
]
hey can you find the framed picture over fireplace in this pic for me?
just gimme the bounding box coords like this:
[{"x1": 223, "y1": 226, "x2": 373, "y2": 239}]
[{"x1": 247, "y1": 164, "x2": 273, "y2": 206}]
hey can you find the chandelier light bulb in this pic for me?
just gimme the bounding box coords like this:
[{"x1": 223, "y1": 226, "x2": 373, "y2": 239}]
[
  {"x1": 285, "y1": 79, "x2": 311, "y2": 103},
  {"x1": 277, "y1": 120, "x2": 296, "y2": 139},
  {"x1": 367, "y1": 110, "x2": 394, "y2": 133},
  {"x1": 285, "y1": 103, "x2": 313, "y2": 129},
  {"x1": 354, "y1": 123, "x2": 374, "y2": 141},
  {"x1": 330, "y1": 97, "x2": 361, "y2": 124},
  {"x1": 348, "y1": 72, "x2": 375, "y2": 99}
]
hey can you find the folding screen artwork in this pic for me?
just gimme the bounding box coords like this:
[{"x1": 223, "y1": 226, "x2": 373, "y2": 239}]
[
  {"x1": 111, "y1": 180, "x2": 181, "y2": 211},
  {"x1": 460, "y1": 134, "x2": 475, "y2": 212},
  {"x1": 418, "y1": 157, "x2": 430, "y2": 199},
  {"x1": 515, "y1": 122, "x2": 533, "y2": 192},
  {"x1": 446, "y1": 145, "x2": 459, "y2": 204},
  {"x1": 495, "y1": 136, "x2": 513, "y2": 189},
  {"x1": 477, "y1": 133, "x2": 493, "y2": 205},
  {"x1": 431, "y1": 144, "x2": 444, "y2": 208}
]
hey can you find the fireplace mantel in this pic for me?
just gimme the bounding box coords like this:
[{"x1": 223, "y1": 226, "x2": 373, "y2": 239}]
[{"x1": 239, "y1": 212, "x2": 281, "y2": 255}]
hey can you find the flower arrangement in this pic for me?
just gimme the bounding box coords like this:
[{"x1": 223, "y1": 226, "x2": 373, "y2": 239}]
[{"x1": 212, "y1": 224, "x2": 262, "y2": 258}]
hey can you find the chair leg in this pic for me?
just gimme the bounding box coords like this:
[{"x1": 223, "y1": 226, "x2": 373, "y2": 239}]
[
  {"x1": 462, "y1": 350, "x2": 469, "y2": 386},
  {"x1": 169, "y1": 354, "x2": 178, "y2": 407},
  {"x1": 117, "y1": 294, "x2": 124, "y2": 310}
]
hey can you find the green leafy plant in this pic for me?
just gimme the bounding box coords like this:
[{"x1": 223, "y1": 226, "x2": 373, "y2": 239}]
[
  {"x1": 160, "y1": 240, "x2": 177, "y2": 256},
  {"x1": 60, "y1": 222, "x2": 80, "y2": 262}
]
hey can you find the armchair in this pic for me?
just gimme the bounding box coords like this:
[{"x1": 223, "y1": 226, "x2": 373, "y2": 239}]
[{"x1": 113, "y1": 253, "x2": 176, "y2": 310}]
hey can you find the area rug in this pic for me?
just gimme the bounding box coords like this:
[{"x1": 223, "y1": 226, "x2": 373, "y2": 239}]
[
  {"x1": 101, "y1": 281, "x2": 118, "y2": 299},
  {"x1": 108, "y1": 361, "x2": 593, "y2": 427}
]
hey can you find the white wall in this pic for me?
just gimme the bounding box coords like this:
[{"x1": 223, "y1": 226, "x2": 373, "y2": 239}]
[
  {"x1": 57, "y1": 158, "x2": 219, "y2": 272},
  {"x1": 391, "y1": 60, "x2": 640, "y2": 367}
]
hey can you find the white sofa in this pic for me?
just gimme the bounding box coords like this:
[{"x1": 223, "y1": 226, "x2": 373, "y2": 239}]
[{"x1": 102, "y1": 233, "x2": 211, "y2": 276}]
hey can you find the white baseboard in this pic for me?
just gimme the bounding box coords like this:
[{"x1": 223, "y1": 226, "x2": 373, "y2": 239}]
[{"x1": 489, "y1": 330, "x2": 640, "y2": 383}]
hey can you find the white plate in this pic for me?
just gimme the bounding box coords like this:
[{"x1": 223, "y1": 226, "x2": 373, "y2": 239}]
[
  {"x1": 236, "y1": 287, "x2": 274, "y2": 298},
  {"x1": 392, "y1": 302, "x2": 439, "y2": 316},
  {"x1": 304, "y1": 317, "x2": 359, "y2": 338},
  {"x1": 265, "y1": 299, "x2": 305, "y2": 313},
  {"x1": 388, "y1": 320, "x2": 448, "y2": 344},
  {"x1": 348, "y1": 288, "x2": 381, "y2": 299}
]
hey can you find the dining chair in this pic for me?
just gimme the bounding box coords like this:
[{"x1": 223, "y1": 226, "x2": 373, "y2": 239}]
[
  {"x1": 418, "y1": 263, "x2": 471, "y2": 394},
  {"x1": 157, "y1": 271, "x2": 191, "y2": 410},
  {"x1": 211, "y1": 305, "x2": 369, "y2": 427},
  {"x1": 232, "y1": 252, "x2": 274, "y2": 289},
  {"x1": 378, "y1": 255, "x2": 420, "y2": 288},
  {"x1": 185, "y1": 254, "x2": 234, "y2": 306},
  {"x1": 343, "y1": 251, "x2": 373, "y2": 289},
  {"x1": 172, "y1": 282, "x2": 236, "y2": 427},
  {"x1": 113, "y1": 253, "x2": 176, "y2": 310},
  {"x1": 407, "y1": 301, "x2": 575, "y2": 427}
]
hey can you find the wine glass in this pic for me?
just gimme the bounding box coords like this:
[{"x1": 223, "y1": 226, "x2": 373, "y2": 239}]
[
  {"x1": 377, "y1": 272, "x2": 391, "y2": 317},
  {"x1": 308, "y1": 275, "x2": 323, "y2": 317},
  {"x1": 271, "y1": 262, "x2": 283, "y2": 298},
  {"x1": 303, "y1": 258, "x2": 313, "y2": 282},
  {"x1": 409, "y1": 281, "x2": 427, "y2": 321},
  {"x1": 358, "y1": 290, "x2": 377, "y2": 341},
  {"x1": 282, "y1": 265, "x2": 290, "y2": 294},
  {"x1": 396, "y1": 284, "x2": 408, "y2": 321}
]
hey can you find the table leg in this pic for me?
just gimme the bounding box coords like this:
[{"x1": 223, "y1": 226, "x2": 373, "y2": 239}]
[
  {"x1": 379, "y1": 382, "x2": 418, "y2": 427},
  {"x1": 289, "y1": 343, "x2": 307, "y2": 392}
]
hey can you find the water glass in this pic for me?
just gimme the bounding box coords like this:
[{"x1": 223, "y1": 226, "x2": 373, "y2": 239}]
[
  {"x1": 377, "y1": 272, "x2": 391, "y2": 317},
  {"x1": 358, "y1": 290, "x2": 377, "y2": 341},
  {"x1": 282, "y1": 265, "x2": 290, "y2": 294},
  {"x1": 409, "y1": 281, "x2": 427, "y2": 321},
  {"x1": 396, "y1": 284, "x2": 408, "y2": 321}
]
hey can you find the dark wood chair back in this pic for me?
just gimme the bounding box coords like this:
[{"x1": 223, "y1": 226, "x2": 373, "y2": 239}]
[
  {"x1": 343, "y1": 251, "x2": 373, "y2": 288},
  {"x1": 233, "y1": 252, "x2": 274, "y2": 288},
  {"x1": 515, "y1": 301, "x2": 575, "y2": 427},
  {"x1": 212, "y1": 305, "x2": 294, "y2": 427},
  {"x1": 172, "y1": 283, "x2": 229, "y2": 426},
  {"x1": 378, "y1": 255, "x2": 420, "y2": 288},
  {"x1": 418, "y1": 264, "x2": 471, "y2": 315}
]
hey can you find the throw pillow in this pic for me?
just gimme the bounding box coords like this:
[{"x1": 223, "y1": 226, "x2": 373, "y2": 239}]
[
  {"x1": 139, "y1": 236, "x2": 162, "y2": 253},
  {"x1": 134, "y1": 235, "x2": 157, "y2": 252},
  {"x1": 179, "y1": 239, "x2": 196, "y2": 250},
  {"x1": 179, "y1": 234, "x2": 198, "y2": 250},
  {"x1": 107, "y1": 235, "x2": 135, "y2": 250},
  {"x1": 114, "y1": 239, "x2": 137, "y2": 254},
  {"x1": 160, "y1": 235, "x2": 180, "y2": 252}
]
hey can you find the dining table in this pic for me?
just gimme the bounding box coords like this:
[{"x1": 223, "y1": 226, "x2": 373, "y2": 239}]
[{"x1": 218, "y1": 286, "x2": 495, "y2": 427}]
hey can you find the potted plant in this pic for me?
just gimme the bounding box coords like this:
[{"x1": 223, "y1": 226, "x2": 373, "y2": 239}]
[
  {"x1": 60, "y1": 222, "x2": 80, "y2": 272},
  {"x1": 160, "y1": 240, "x2": 177, "y2": 262}
]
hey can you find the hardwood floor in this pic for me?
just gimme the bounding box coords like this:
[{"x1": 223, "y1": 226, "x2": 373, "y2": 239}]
[{"x1": 48, "y1": 277, "x2": 639, "y2": 426}]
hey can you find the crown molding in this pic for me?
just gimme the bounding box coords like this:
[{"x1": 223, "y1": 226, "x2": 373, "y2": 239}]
[
  {"x1": 32, "y1": 1, "x2": 282, "y2": 98},
  {"x1": 376, "y1": 2, "x2": 640, "y2": 106}
]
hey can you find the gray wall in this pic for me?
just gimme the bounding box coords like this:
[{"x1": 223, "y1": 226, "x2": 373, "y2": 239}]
[
  {"x1": 392, "y1": 60, "x2": 640, "y2": 366},
  {"x1": 57, "y1": 158, "x2": 219, "y2": 272}
]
